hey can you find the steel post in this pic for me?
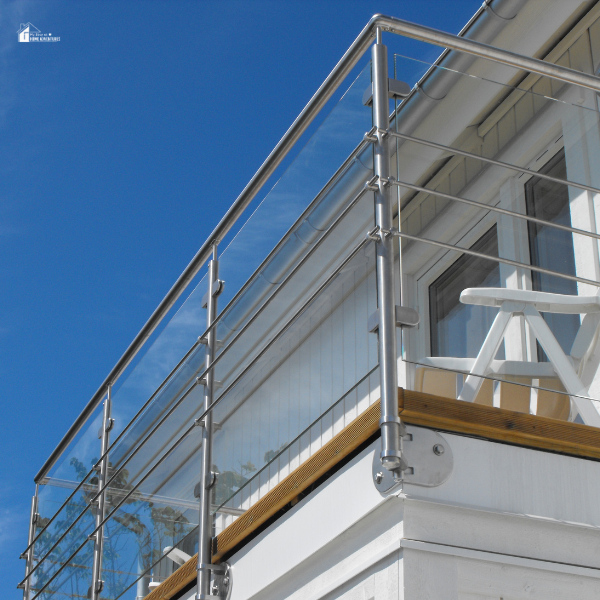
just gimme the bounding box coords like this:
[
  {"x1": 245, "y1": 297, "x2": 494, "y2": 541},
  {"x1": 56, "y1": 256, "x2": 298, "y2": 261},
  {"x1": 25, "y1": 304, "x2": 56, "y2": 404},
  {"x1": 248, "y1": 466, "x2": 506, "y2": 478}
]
[
  {"x1": 197, "y1": 246, "x2": 220, "y2": 600},
  {"x1": 22, "y1": 486, "x2": 39, "y2": 600},
  {"x1": 372, "y1": 32, "x2": 403, "y2": 470},
  {"x1": 91, "y1": 386, "x2": 113, "y2": 600}
]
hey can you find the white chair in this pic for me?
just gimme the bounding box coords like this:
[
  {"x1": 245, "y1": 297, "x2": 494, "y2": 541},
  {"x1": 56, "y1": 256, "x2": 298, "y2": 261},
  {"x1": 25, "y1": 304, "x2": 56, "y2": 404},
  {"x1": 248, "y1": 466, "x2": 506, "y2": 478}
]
[{"x1": 419, "y1": 287, "x2": 600, "y2": 426}]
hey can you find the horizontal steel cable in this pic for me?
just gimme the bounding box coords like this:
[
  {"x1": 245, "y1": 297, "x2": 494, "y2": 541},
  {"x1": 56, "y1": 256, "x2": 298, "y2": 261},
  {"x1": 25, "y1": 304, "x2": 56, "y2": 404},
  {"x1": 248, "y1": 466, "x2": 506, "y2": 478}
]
[
  {"x1": 383, "y1": 128, "x2": 600, "y2": 197},
  {"x1": 390, "y1": 179, "x2": 600, "y2": 242},
  {"x1": 391, "y1": 228, "x2": 600, "y2": 288}
]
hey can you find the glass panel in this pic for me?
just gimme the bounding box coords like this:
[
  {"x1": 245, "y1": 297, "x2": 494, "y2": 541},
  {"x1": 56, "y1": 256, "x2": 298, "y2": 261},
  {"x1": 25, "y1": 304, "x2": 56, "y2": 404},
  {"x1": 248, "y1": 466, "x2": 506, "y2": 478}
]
[
  {"x1": 429, "y1": 226, "x2": 504, "y2": 359},
  {"x1": 31, "y1": 539, "x2": 94, "y2": 600},
  {"x1": 216, "y1": 63, "x2": 373, "y2": 317},
  {"x1": 212, "y1": 237, "x2": 378, "y2": 529},
  {"x1": 30, "y1": 59, "x2": 376, "y2": 593},
  {"x1": 107, "y1": 271, "x2": 207, "y2": 445},
  {"x1": 37, "y1": 59, "x2": 374, "y2": 548},
  {"x1": 525, "y1": 149, "x2": 580, "y2": 359},
  {"x1": 101, "y1": 489, "x2": 198, "y2": 599},
  {"x1": 213, "y1": 364, "x2": 379, "y2": 535}
]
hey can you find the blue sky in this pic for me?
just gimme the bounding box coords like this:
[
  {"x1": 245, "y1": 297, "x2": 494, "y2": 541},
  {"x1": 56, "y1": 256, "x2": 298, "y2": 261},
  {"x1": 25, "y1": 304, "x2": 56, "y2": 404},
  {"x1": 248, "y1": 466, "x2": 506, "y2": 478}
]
[{"x1": 1, "y1": 0, "x2": 483, "y2": 594}]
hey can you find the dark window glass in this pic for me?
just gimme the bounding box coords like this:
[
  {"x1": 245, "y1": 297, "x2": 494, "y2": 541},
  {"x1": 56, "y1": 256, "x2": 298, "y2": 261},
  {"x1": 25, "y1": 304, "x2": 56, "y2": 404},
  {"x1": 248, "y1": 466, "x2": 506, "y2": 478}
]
[
  {"x1": 525, "y1": 149, "x2": 579, "y2": 359},
  {"x1": 429, "y1": 226, "x2": 503, "y2": 358}
]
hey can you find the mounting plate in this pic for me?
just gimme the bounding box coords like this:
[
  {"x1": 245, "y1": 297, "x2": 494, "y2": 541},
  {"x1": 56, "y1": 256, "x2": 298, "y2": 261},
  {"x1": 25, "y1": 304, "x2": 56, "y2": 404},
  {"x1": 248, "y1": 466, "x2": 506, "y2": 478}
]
[{"x1": 372, "y1": 425, "x2": 453, "y2": 492}]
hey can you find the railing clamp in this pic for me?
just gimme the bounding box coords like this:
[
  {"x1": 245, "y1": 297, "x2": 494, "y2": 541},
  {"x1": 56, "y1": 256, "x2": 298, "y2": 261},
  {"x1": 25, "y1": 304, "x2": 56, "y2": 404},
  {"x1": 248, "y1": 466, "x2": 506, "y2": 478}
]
[
  {"x1": 364, "y1": 128, "x2": 378, "y2": 143},
  {"x1": 196, "y1": 375, "x2": 223, "y2": 389},
  {"x1": 366, "y1": 225, "x2": 395, "y2": 243},
  {"x1": 199, "y1": 336, "x2": 224, "y2": 349},
  {"x1": 364, "y1": 128, "x2": 390, "y2": 146},
  {"x1": 202, "y1": 279, "x2": 225, "y2": 308},
  {"x1": 364, "y1": 175, "x2": 379, "y2": 192},
  {"x1": 195, "y1": 561, "x2": 232, "y2": 600}
]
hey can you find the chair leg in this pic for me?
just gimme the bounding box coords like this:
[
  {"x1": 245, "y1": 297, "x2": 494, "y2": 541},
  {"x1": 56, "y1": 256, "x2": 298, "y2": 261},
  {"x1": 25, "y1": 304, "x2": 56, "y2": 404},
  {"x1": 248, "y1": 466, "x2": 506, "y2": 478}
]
[
  {"x1": 459, "y1": 307, "x2": 513, "y2": 403},
  {"x1": 524, "y1": 305, "x2": 600, "y2": 427}
]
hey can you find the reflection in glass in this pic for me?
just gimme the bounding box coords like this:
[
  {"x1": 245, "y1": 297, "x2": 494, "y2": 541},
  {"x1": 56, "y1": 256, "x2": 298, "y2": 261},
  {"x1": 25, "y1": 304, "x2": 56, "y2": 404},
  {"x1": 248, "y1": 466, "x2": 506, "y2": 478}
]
[
  {"x1": 525, "y1": 149, "x2": 579, "y2": 358},
  {"x1": 429, "y1": 226, "x2": 503, "y2": 358}
]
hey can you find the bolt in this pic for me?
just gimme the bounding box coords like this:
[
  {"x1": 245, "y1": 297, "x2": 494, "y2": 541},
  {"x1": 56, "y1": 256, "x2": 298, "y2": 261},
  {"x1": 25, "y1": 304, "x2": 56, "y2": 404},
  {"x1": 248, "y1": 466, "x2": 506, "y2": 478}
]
[
  {"x1": 375, "y1": 471, "x2": 384, "y2": 484},
  {"x1": 433, "y1": 444, "x2": 445, "y2": 456}
]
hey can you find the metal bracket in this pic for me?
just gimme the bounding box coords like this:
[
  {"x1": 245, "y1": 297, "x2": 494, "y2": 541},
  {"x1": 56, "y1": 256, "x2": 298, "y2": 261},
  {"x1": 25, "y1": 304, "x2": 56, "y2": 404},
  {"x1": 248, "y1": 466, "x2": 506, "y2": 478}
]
[
  {"x1": 363, "y1": 78, "x2": 411, "y2": 106},
  {"x1": 202, "y1": 279, "x2": 225, "y2": 308},
  {"x1": 196, "y1": 376, "x2": 223, "y2": 390},
  {"x1": 368, "y1": 305, "x2": 420, "y2": 332},
  {"x1": 97, "y1": 418, "x2": 114, "y2": 439},
  {"x1": 372, "y1": 425, "x2": 453, "y2": 492},
  {"x1": 194, "y1": 418, "x2": 222, "y2": 432},
  {"x1": 193, "y1": 471, "x2": 219, "y2": 498},
  {"x1": 196, "y1": 562, "x2": 232, "y2": 600},
  {"x1": 198, "y1": 336, "x2": 225, "y2": 349}
]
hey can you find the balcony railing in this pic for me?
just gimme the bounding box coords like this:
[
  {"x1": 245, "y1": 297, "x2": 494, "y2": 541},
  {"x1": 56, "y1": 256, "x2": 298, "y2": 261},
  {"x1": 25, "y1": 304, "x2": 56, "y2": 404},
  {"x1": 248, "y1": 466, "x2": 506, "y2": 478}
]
[{"x1": 19, "y1": 13, "x2": 600, "y2": 600}]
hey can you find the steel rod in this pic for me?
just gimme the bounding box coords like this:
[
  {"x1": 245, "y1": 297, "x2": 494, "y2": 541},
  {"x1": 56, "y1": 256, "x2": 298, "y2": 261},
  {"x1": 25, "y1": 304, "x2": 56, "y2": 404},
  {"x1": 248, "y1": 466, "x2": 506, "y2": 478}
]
[
  {"x1": 37, "y1": 10, "x2": 600, "y2": 485},
  {"x1": 391, "y1": 228, "x2": 600, "y2": 288},
  {"x1": 90, "y1": 388, "x2": 112, "y2": 600},
  {"x1": 372, "y1": 37, "x2": 403, "y2": 471},
  {"x1": 197, "y1": 247, "x2": 220, "y2": 600},
  {"x1": 389, "y1": 179, "x2": 600, "y2": 241},
  {"x1": 21, "y1": 486, "x2": 38, "y2": 600},
  {"x1": 384, "y1": 128, "x2": 600, "y2": 197}
]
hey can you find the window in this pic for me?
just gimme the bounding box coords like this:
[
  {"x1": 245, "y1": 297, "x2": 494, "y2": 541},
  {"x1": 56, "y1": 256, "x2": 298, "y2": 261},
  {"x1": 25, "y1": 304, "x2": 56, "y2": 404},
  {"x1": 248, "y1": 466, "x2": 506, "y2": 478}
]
[
  {"x1": 525, "y1": 149, "x2": 579, "y2": 358},
  {"x1": 429, "y1": 226, "x2": 503, "y2": 358}
]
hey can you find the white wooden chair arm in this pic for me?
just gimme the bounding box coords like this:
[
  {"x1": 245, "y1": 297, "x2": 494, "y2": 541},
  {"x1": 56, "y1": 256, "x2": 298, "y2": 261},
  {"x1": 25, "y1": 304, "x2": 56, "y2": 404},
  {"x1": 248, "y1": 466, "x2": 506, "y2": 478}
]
[{"x1": 460, "y1": 287, "x2": 600, "y2": 314}]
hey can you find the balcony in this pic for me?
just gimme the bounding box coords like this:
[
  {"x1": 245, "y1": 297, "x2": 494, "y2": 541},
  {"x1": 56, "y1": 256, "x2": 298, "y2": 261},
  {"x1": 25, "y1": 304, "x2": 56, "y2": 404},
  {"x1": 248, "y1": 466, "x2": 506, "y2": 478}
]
[{"x1": 18, "y1": 8, "x2": 600, "y2": 600}]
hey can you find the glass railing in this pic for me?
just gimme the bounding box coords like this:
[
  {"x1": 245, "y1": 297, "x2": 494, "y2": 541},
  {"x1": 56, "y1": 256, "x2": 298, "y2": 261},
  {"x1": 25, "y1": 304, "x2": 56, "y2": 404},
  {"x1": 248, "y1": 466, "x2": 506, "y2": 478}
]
[
  {"x1": 21, "y1": 22, "x2": 600, "y2": 600},
  {"x1": 391, "y1": 53, "x2": 600, "y2": 425},
  {"x1": 23, "y1": 59, "x2": 377, "y2": 600}
]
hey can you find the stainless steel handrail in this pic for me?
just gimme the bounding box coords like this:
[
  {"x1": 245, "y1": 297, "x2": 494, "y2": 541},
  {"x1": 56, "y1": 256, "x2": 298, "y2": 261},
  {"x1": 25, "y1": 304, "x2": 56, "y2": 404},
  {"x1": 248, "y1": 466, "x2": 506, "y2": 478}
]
[{"x1": 36, "y1": 10, "x2": 600, "y2": 485}]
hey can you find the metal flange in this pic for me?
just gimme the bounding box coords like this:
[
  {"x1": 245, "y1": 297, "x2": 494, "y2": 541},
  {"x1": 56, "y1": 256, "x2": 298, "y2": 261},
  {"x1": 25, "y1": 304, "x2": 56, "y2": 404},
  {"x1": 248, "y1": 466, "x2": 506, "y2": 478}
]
[{"x1": 372, "y1": 425, "x2": 453, "y2": 492}]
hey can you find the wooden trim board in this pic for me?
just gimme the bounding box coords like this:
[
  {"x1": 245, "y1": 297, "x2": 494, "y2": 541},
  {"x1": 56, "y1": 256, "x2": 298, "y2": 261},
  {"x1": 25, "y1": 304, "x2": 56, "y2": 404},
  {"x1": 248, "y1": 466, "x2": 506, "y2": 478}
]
[{"x1": 145, "y1": 388, "x2": 600, "y2": 599}]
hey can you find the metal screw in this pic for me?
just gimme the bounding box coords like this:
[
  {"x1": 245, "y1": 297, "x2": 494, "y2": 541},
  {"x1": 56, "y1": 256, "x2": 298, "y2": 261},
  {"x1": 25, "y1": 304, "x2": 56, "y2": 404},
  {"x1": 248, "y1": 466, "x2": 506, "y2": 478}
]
[
  {"x1": 375, "y1": 471, "x2": 384, "y2": 484},
  {"x1": 433, "y1": 444, "x2": 445, "y2": 456}
]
